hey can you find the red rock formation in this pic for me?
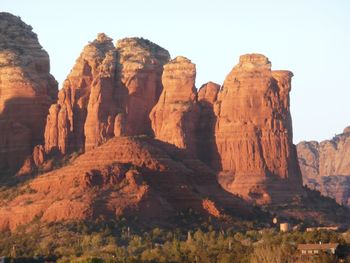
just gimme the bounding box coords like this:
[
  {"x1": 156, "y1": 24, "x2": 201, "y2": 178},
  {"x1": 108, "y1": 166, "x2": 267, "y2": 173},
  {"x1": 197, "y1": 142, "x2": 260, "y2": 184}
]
[
  {"x1": 215, "y1": 54, "x2": 302, "y2": 204},
  {"x1": 114, "y1": 113, "x2": 126, "y2": 136},
  {"x1": 197, "y1": 82, "x2": 220, "y2": 167},
  {"x1": 84, "y1": 38, "x2": 118, "y2": 151},
  {"x1": 15, "y1": 145, "x2": 46, "y2": 177},
  {"x1": 44, "y1": 33, "x2": 116, "y2": 154},
  {"x1": 0, "y1": 136, "x2": 255, "y2": 231},
  {"x1": 297, "y1": 127, "x2": 350, "y2": 205},
  {"x1": 44, "y1": 104, "x2": 69, "y2": 155},
  {"x1": 116, "y1": 38, "x2": 170, "y2": 136},
  {"x1": 0, "y1": 12, "x2": 58, "y2": 173},
  {"x1": 44, "y1": 35, "x2": 169, "y2": 154},
  {"x1": 32, "y1": 145, "x2": 46, "y2": 167},
  {"x1": 150, "y1": 56, "x2": 199, "y2": 154},
  {"x1": 198, "y1": 82, "x2": 220, "y2": 105}
]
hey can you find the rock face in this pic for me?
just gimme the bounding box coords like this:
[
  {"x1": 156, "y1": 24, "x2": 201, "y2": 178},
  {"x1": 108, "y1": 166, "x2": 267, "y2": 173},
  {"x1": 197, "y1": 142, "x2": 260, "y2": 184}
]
[
  {"x1": 149, "y1": 54, "x2": 303, "y2": 205},
  {"x1": 214, "y1": 54, "x2": 302, "y2": 204},
  {"x1": 45, "y1": 33, "x2": 117, "y2": 154},
  {"x1": 0, "y1": 13, "x2": 58, "y2": 173},
  {"x1": 197, "y1": 82, "x2": 220, "y2": 167},
  {"x1": 44, "y1": 35, "x2": 170, "y2": 155},
  {"x1": 150, "y1": 56, "x2": 199, "y2": 155},
  {"x1": 83, "y1": 35, "x2": 117, "y2": 151},
  {"x1": 0, "y1": 136, "x2": 256, "y2": 231},
  {"x1": 297, "y1": 127, "x2": 350, "y2": 205},
  {"x1": 116, "y1": 38, "x2": 170, "y2": 136}
]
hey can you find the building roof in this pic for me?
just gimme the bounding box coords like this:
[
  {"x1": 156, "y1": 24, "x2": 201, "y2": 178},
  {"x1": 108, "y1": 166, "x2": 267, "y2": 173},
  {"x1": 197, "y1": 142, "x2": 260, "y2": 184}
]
[
  {"x1": 306, "y1": 226, "x2": 339, "y2": 232},
  {"x1": 297, "y1": 243, "x2": 339, "y2": 250}
]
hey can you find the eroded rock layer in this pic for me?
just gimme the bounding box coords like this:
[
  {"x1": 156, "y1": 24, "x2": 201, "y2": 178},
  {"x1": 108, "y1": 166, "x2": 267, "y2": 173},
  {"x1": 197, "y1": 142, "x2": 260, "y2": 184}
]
[
  {"x1": 215, "y1": 54, "x2": 302, "y2": 204},
  {"x1": 0, "y1": 12, "x2": 58, "y2": 173},
  {"x1": 197, "y1": 82, "x2": 220, "y2": 167},
  {"x1": 150, "y1": 56, "x2": 199, "y2": 155},
  {"x1": 297, "y1": 127, "x2": 350, "y2": 206},
  {"x1": 44, "y1": 35, "x2": 170, "y2": 155},
  {"x1": 116, "y1": 38, "x2": 170, "y2": 136}
]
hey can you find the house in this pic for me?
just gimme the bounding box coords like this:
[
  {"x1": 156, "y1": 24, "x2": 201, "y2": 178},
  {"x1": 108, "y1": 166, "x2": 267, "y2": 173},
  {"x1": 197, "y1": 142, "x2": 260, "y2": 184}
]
[
  {"x1": 280, "y1": 223, "x2": 290, "y2": 232},
  {"x1": 297, "y1": 243, "x2": 339, "y2": 257}
]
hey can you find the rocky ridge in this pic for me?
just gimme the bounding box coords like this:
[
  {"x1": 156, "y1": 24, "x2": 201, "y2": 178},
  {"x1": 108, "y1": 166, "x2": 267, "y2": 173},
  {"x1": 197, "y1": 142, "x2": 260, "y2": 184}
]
[{"x1": 297, "y1": 126, "x2": 350, "y2": 206}]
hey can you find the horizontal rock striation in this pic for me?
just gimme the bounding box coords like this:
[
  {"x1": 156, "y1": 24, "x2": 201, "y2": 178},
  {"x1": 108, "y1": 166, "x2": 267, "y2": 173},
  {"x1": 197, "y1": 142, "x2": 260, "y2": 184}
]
[
  {"x1": 0, "y1": 12, "x2": 58, "y2": 173},
  {"x1": 214, "y1": 54, "x2": 302, "y2": 204},
  {"x1": 150, "y1": 56, "x2": 199, "y2": 155}
]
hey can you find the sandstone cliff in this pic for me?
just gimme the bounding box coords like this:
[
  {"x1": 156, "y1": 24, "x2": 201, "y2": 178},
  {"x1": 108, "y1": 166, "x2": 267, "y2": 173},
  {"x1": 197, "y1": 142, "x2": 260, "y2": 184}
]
[
  {"x1": 215, "y1": 54, "x2": 302, "y2": 204},
  {"x1": 297, "y1": 126, "x2": 350, "y2": 205},
  {"x1": 45, "y1": 33, "x2": 117, "y2": 154},
  {"x1": 197, "y1": 82, "x2": 220, "y2": 167},
  {"x1": 0, "y1": 12, "x2": 58, "y2": 173},
  {"x1": 116, "y1": 38, "x2": 170, "y2": 136},
  {"x1": 149, "y1": 54, "x2": 302, "y2": 205},
  {"x1": 0, "y1": 14, "x2": 340, "y2": 228},
  {"x1": 44, "y1": 35, "x2": 170, "y2": 155},
  {"x1": 150, "y1": 56, "x2": 199, "y2": 155}
]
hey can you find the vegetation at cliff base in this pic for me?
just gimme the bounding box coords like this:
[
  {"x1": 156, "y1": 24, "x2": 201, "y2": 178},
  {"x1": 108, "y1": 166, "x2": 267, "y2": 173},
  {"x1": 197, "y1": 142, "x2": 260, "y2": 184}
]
[{"x1": 0, "y1": 218, "x2": 349, "y2": 263}]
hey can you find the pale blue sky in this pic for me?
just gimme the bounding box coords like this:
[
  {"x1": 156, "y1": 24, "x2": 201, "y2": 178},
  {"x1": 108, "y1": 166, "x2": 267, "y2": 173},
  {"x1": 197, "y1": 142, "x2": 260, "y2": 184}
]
[{"x1": 2, "y1": 0, "x2": 350, "y2": 143}]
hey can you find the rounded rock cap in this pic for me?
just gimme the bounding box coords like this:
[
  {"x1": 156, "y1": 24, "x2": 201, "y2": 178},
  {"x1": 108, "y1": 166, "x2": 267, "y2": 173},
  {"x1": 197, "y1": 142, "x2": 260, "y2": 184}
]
[
  {"x1": 95, "y1": 33, "x2": 113, "y2": 43},
  {"x1": 236, "y1": 53, "x2": 271, "y2": 71},
  {"x1": 170, "y1": 56, "x2": 192, "y2": 64},
  {"x1": 239, "y1": 53, "x2": 270, "y2": 64}
]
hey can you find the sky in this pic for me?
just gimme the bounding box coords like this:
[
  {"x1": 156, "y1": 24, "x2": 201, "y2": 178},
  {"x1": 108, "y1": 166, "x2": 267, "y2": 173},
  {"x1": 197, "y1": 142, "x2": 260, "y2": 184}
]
[{"x1": 2, "y1": 0, "x2": 350, "y2": 143}]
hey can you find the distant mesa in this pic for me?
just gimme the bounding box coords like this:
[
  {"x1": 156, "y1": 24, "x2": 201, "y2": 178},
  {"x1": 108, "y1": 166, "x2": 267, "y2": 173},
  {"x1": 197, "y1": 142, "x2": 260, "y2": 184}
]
[{"x1": 297, "y1": 126, "x2": 350, "y2": 206}]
